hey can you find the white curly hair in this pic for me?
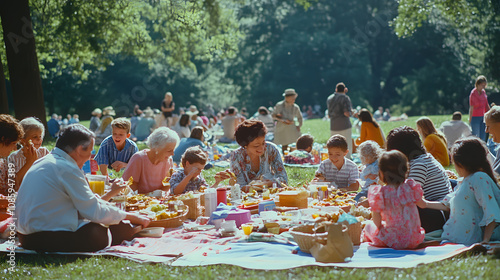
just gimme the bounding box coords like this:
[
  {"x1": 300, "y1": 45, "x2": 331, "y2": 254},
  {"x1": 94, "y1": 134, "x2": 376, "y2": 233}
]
[
  {"x1": 358, "y1": 140, "x2": 382, "y2": 164},
  {"x1": 146, "y1": 127, "x2": 179, "y2": 150}
]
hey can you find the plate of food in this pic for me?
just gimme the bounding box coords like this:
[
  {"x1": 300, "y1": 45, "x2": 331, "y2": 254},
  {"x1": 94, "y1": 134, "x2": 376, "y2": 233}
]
[{"x1": 136, "y1": 227, "x2": 164, "y2": 238}]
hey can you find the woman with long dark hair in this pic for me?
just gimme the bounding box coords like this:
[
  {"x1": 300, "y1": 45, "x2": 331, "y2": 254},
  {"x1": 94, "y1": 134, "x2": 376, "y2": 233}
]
[{"x1": 418, "y1": 137, "x2": 500, "y2": 245}]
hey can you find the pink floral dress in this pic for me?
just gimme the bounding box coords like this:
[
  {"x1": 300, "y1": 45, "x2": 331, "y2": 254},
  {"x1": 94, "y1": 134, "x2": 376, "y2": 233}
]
[{"x1": 363, "y1": 179, "x2": 425, "y2": 249}]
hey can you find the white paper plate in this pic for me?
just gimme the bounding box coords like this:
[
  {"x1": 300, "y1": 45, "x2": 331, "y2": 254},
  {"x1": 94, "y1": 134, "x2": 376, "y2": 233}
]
[{"x1": 136, "y1": 227, "x2": 164, "y2": 237}]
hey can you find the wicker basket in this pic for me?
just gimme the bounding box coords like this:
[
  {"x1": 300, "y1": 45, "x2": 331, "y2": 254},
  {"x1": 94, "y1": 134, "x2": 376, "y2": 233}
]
[
  {"x1": 289, "y1": 224, "x2": 328, "y2": 253},
  {"x1": 181, "y1": 196, "x2": 202, "y2": 220},
  {"x1": 147, "y1": 205, "x2": 189, "y2": 228},
  {"x1": 346, "y1": 221, "x2": 362, "y2": 245}
]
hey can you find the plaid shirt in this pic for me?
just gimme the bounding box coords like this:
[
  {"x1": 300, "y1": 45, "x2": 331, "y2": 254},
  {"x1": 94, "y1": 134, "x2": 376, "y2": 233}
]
[
  {"x1": 94, "y1": 136, "x2": 138, "y2": 168},
  {"x1": 315, "y1": 158, "x2": 359, "y2": 188},
  {"x1": 169, "y1": 168, "x2": 207, "y2": 194}
]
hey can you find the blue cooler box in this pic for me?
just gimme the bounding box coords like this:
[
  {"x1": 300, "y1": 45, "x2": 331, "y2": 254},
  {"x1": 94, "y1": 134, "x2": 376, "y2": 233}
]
[{"x1": 258, "y1": 200, "x2": 276, "y2": 213}]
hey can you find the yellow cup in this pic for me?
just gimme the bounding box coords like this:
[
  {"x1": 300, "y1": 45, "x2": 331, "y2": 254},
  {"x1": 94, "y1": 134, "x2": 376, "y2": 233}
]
[
  {"x1": 86, "y1": 174, "x2": 107, "y2": 196},
  {"x1": 89, "y1": 181, "x2": 105, "y2": 195},
  {"x1": 242, "y1": 223, "x2": 253, "y2": 235}
]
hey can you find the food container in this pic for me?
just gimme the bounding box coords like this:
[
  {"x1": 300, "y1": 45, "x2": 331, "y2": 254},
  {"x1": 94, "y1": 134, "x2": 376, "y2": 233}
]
[
  {"x1": 277, "y1": 191, "x2": 308, "y2": 209},
  {"x1": 216, "y1": 187, "x2": 227, "y2": 205},
  {"x1": 181, "y1": 195, "x2": 202, "y2": 220},
  {"x1": 136, "y1": 227, "x2": 165, "y2": 238},
  {"x1": 147, "y1": 204, "x2": 188, "y2": 228},
  {"x1": 204, "y1": 189, "x2": 217, "y2": 217},
  {"x1": 224, "y1": 209, "x2": 251, "y2": 227},
  {"x1": 258, "y1": 200, "x2": 276, "y2": 213}
]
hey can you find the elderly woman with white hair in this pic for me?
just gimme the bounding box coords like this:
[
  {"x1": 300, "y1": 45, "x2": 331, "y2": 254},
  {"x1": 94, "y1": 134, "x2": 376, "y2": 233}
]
[{"x1": 122, "y1": 127, "x2": 179, "y2": 193}]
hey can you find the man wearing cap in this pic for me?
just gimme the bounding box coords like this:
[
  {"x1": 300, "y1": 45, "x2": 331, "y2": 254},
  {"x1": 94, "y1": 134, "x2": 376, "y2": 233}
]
[
  {"x1": 273, "y1": 88, "x2": 303, "y2": 152},
  {"x1": 187, "y1": 105, "x2": 208, "y2": 131},
  {"x1": 327, "y1": 82, "x2": 354, "y2": 158}
]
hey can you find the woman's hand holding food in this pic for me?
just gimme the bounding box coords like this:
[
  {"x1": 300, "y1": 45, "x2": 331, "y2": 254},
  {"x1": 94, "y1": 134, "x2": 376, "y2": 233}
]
[{"x1": 22, "y1": 139, "x2": 37, "y2": 164}]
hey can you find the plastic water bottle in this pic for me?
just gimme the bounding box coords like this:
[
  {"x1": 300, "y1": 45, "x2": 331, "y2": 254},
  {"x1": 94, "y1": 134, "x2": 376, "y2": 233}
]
[{"x1": 208, "y1": 146, "x2": 214, "y2": 161}]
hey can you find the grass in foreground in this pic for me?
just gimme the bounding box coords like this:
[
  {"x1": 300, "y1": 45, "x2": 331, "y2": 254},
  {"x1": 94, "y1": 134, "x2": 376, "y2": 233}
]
[{"x1": 1, "y1": 252, "x2": 499, "y2": 279}]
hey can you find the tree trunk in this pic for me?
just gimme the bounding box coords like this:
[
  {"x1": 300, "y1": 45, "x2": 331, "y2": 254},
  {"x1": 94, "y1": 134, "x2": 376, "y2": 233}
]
[
  {"x1": 0, "y1": 0, "x2": 47, "y2": 127},
  {"x1": 0, "y1": 55, "x2": 8, "y2": 114}
]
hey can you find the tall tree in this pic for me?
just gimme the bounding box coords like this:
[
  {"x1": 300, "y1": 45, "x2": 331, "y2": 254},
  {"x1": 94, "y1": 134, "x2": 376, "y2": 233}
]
[
  {"x1": 0, "y1": 55, "x2": 8, "y2": 114},
  {"x1": 0, "y1": 0, "x2": 46, "y2": 124}
]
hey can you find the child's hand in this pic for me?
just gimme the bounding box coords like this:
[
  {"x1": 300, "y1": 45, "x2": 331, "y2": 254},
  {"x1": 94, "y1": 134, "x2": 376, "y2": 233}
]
[
  {"x1": 416, "y1": 198, "x2": 427, "y2": 208},
  {"x1": 313, "y1": 174, "x2": 326, "y2": 181},
  {"x1": 187, "y1": 166, "x2": 202, "y2": 179},
  {"x1": 111, "y1": 161, "x2": 127, "y2": 172},
  {"x1": 366, "y1": 174, "x2": 378, "y2": 180}
]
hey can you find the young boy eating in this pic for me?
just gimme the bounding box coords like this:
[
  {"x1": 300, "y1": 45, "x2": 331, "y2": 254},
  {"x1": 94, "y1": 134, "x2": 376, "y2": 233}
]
[
  {"x1": 313, "y1": 134, "x2": 360, "y2": 191},
  {"x1": 8, "y1": 117, "x2": 50, "y2": 190},
  {"x1": 95, "y1": 118, "x2": 138, "y2": 176},
  {"x1": 170, "y1": 146, "x2": 230, "y2": 195}
]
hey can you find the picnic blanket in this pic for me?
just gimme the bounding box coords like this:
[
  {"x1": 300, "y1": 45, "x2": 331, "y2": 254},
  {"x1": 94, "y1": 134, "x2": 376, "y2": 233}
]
[
  {"x1": 171, "y1": 241, "x2": 473, "y2": 269},
  {"x1": 0, "y1": 229, "x2": 242, "y2": 264},
  {"x1": 0, "y1": 228, "x2": 481, "y2": 268}
]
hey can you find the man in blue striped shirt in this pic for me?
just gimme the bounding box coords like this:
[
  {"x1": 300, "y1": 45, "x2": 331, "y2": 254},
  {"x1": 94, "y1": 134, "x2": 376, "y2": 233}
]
[{"x1": 95, "y1": 118, "x2": 138, "y2": 176}]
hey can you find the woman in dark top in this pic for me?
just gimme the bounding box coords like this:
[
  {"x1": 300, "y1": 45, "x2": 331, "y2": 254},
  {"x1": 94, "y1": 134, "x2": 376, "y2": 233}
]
[
  {"x1": 161, "y1": 92, "x2": 175, "y2": 127},
  {"x1": 386, "y1": 126, "x2": 452, "y2": 233}
]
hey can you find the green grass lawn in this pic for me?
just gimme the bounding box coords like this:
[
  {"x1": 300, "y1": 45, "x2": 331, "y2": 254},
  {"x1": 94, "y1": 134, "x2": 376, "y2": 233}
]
[{"x1": 6, "y1": 114, "x2": 497, "y2": 278}]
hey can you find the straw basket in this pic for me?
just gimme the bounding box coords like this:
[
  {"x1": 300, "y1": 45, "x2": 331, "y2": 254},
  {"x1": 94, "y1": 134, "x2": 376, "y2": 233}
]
[
  {"x1": 289, "y1": 224, "x2": 328, "y2": 253},
  {"x1": 181, "y1": 196, "x2": 202, "y2": 220},
  {"x1": 345, "y1": 221, "x2": 362, "y2": 245},
  {"x1": 148, "y1": 205, "x2": 189, "y2": 228}
]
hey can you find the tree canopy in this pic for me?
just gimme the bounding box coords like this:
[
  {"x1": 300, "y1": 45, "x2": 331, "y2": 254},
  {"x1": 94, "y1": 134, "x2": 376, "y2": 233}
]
[{"x1": 1, "y1": 0, "x2": 498, "y2": 120}]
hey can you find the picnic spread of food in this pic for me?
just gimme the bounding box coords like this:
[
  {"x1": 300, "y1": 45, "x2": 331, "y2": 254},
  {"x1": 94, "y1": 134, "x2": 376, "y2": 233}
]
[{"x1": 95, "y1": 172, "x2": 374, "y2": 256}]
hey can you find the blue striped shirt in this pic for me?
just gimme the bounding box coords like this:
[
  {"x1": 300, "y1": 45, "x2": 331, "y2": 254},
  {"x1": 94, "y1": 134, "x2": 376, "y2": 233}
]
[{"x1": 94, "y1": 136, "x2": 138, "y2": 168}]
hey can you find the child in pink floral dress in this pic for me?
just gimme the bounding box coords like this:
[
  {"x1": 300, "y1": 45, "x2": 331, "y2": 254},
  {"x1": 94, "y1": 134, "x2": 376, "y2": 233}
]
[{"x1": 362, "y1": 150, "x2": 425, "y2": 249}]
